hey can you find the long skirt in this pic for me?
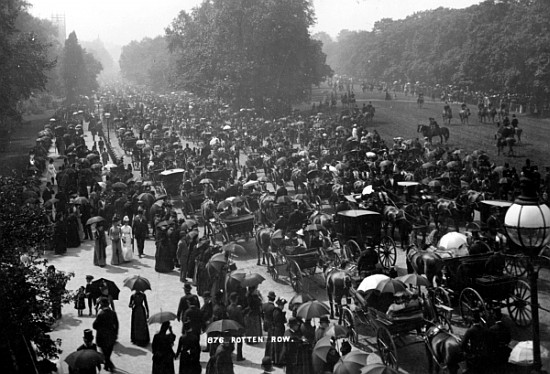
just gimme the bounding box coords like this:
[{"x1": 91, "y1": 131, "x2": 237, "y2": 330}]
[
  {"x1": 110, "y1": 239, "x2": 124, "y2": 265},
  {"x1": 94, "y1": 241, "x2": 106, "y2": 266},
  {"x1": 271, "y1": 326, "x2": 286, "y2": 365},
  {"x1": 155, "y1": 244, "x2": 174, "y2": 273},
  {"x1": 244, "y1": 311, "x2": 262, "y2": 343},
  {"x1": 131, "y1": 305, "x2": 150, "y2": 346}
]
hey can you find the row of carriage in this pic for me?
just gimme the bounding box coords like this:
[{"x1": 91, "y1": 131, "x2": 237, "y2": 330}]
[{"x1": 148, "y1": 165, "x2": 536, "y2": 370}]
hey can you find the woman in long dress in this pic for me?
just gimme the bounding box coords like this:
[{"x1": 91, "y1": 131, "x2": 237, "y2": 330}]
[
  {"x1": 121, "y1": 216, "x2": 134, "y2": 262},
  {"x1": 66, "y1": 209, "x2": 81, "y2": 248},
  {"x1": 244, "y1": 286, "x2": 263, "y2": 342},
  {"x1": 129, "y1": 290, "x2": 150, "y2": 346},
  {"x1": 109, "y1": 217, "x2": 124, "y2": 265},
  {"x1": 155, "y1": 226, "x2": 174, "y2": 273},
  {"x1": 152, "y1": 321, "x2": 176, "y2": 374},
  {"x1": 271, "y1": 298, "x2": 287, "y2": 366},
  {"x1": 93, "y1": 222, "x2": 107, "y2": 266}
]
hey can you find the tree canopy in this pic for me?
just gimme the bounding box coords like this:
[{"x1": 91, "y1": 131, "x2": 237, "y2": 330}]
[
  {"x1": 165, "y1": 0, "x2": 332, "y2": 114},
  {"x1": 320, "y1": 0, "x2": 550, "y2": 103}
]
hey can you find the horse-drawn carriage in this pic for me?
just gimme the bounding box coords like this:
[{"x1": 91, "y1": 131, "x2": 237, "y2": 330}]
[
  {"x1": 122, "y1": 137, "x2": 137, "y2": 154},
  {"x1": 335, "y1": 210, "x2": 397, "y2": 270},
  {"x1": 341, "y1": 277, "x2": 437, "y2": 369},
  {"x1": 220, "y1": 213, "x2": 255, "y2": 242},
  {"x1": 159, "y1": 168, "x2": 185, "y2": 196},
  {"x1": 435, "y1": 250, "x2": 531, "y2": 327}
]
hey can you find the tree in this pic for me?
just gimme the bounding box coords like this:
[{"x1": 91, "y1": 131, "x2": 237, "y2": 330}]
[
  {"x1": 0, "y1": 0, "x2": 55, "y2": 127},
  {"x1": 61, "y1": 31, "x2": 103, "y2": 104},
  {"x1": 0, "y1": 175, "x2": 74, "y2": 372},
  {"x1": 165, "y1": 0, "x2": 332, "y2": 114}
]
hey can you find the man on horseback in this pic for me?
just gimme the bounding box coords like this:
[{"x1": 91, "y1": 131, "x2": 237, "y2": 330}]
[{"x1": 429, "y1": 117, "x2": 440, "y2": 131}]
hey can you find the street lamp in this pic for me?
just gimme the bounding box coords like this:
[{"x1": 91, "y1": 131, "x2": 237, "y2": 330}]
[
  {"x1": 104, "y1": 112, "x2": 111, "y2": 143},
  {"x1": 136, "y1": 138, "x2": 146, "y2": 177},
  {"x1": 504, "y1": 177, "x2": 550, "y2": 374}
]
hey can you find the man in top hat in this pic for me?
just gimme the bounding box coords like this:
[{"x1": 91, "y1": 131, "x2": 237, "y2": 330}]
[
  {"x1": 261, "y1": 356, "x2": 275, "y2": 373},
  {"x1": 68, "y1": 329, "x2": 100, "y2": 374},
  {"x1": 262, "y1": 291, "x2": 276, "y2": 335},
  {"x1": 283, "y1": 317, "x2": 313, "y2": 374},
  {"x1": 132, "y1": 208, "x2": 148, "y2": 258},
  {"x1": 183, "y1": 296, "x2": 203, "y2": 337},
  {"x1": 201, "y1": 291, "x2": 213, "y2": 352},
  {"x1": 177, "y1": 283, "x2": 200, "y2": 322},
  {"x1": 315, "y1": 315, "x2": 330, "y2": 343}
]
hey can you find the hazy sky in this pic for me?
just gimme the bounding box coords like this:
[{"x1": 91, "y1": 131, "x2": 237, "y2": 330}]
[{"x1": 29, "y1": 0, "x2": 483, "y2": 46}]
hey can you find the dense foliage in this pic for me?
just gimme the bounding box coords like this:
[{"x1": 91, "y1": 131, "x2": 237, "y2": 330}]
[
  {"x1": 164, "y1": 0, "x2": 332, "y2": 113},
  {"x1": 61, "y1": 31, "x2": 103, "y2": 104},
  {"x1": 0, "y1": 175, "x2": 74, "y2": 369},
  {"x1": 119, "y1": 36, "x2": 175, "y2": 91},
  {"x1": 0, "y1": 0, "x2": 55, "y2": 125},
  {"x1": 319, "y1": 0, "x2": 550, "y2": 102}
]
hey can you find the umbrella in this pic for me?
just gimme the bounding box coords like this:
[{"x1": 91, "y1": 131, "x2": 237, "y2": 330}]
[
  {"x1": 86, "y1": 216, "x2": 105, "y2": 226},
  {"x1": 307, "y1": 170, "x2": 319, "y2": 179},
  {"x1": 509, "y1": 341, "x2": 550, "y2": 365},
  {"x1": 397, "y1": 273, "x2": 431, "y2": 288},
  {"x1": 65, "y1": 350, "x2": 104, "y2": 371},
  {"x1": 204, "y1": 319, "x2": 243, "y2": 334},
  {"x1": 217, "y1": 200, "x2": 232, "y2": 210},
  {"x1": 438, "y1": 232, "x2": 468, "y2": 252},
  {"x1": 104, "y1": 163, "x2": 118, "y2": 169},
  {"x1": 362, "y1": 185, "x2": 374, "y2": 195},
  {"x1": 360, "y1": 363, "x2": 400, "y2": 374},
  {"x1": 276, "y1": 195, "x2": 293, "y2": 204},
  {"x1": 221, "y1": 243, "x2": 247, "y2": 255},
  {"x1": 138, "y1": 193, "x2": 155, "y2": 205},
  {"x1": 155, "y1": 194, "x2": 168, "y2": 202},
  {"x1": 112, "y1": 182, "x2": 127, "y2": 190},
  {"x1": 375, "y1": 278, "x2": 408, "y2": 294},
  {"x1": 325, "y1": 324, "x2": 349, "y2": 338},
  {"x1": 89, "y1": 278, "x2": 120, "y2": 300},
  {"x1": 422, "y1": 162, "x2": 435, "y2": 169},
  {"x1": 428, "y1": 180, "x2": 442, "y2": 188},
  {"x1": 207, "y1": 252, "x2": 228, "y2": 273},
  {"x1": 148, "y1": 311, "x2": 177, "y2": 325},
  {"x1": 296, "y1": 301, "x2": 330, "y2": 320},
  {"x1": 200, "y1": 178, "x2": 214, "y2": 185},
  {"x1": 160, "y1": 168, "x2": 185, "y2": 176},
  {"x1": 366, "y1": 152, "x2": 377, "y2": 158},
  {"x1": 209, "y1": 137, "x2": 219, "y2": 146},
  {"x1": 289, "y1": 292, "x2": 316, "y2": 311},
  {"x1": 184, "y1": 219, "x2": 197, "y2": 228},
  {"x1": 243, "y1": 180, "x2": 259, "y2": 188},
  {"x1": 223, "y1": 125, "x2": 231, "y2": 130},
  {"x1": 74, "y1": 196, "x2": 89, "y2": 205},
  {"x1": 123, "y1": 275, "x2": 151, "y2": 292},
  {"x1": 357, "y1": 274, "x2": 390, "y2": 292},
  {"x1": 446, "y1": 161, "x2": 460, "y2": 169},
  {"x1": 276, "y1": 157, "x2": 287, "y2": 167},
  {"x1": 313, "y1": 335, "x2": 334, "y2": 361},
  {"x1": 229, "y1": 272, "x2": 265, "y2": 287},
  {"x1": 333, "y1": 351, "x2": 370, "y2": 374}
]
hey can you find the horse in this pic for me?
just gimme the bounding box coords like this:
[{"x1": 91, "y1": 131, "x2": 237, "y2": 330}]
[
  {"x1": 382, "y1": 205, "x2": 412, "y2": 248},
  {"x1": 459, "y1": 108, "x2": 471, "y2": 125},
  {"x1": 255, "y1": 226, "x2": 273, "y2": 265},
  {"x1": 309, "y1": 211, "x2": 334, "y2": 234},
  {"x1": 425, "y1": 324, "x2": 464, "y2": 374},
  {"x1": 478, "y1": 106, "x2": 489, "y2": 123},
  {"x1": 442, "y1": 108, "x2": 452, "y2": 125},
  {"x1": 496, "y1": 133, "x2": 516, "y2": 157},
  {"x1": 417, "y1": 125, "x2": 450, "y2": 144},
  {"x1": 406, "y1": 245, "x2": 444, "y2": 286},
  {"x1": 291, "y1": 168, "x2": 307, "y2": 193},
  {"x1": 324, "y1": 262, "x2": 356, "y2": 322}
]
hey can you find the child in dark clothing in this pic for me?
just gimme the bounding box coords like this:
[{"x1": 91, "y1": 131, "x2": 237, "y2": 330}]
[{"x1": 75, "y1": 286, "x2": 87, "y2": 316}]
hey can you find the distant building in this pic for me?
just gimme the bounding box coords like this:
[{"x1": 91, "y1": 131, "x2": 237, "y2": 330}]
[{"x1": 50, "y1": 14, "x2": 66, "y2": 43}]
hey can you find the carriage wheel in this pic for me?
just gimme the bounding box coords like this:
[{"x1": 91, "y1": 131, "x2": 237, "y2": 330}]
[
  {"x1": 378, "y1": 236, "x2": 397, "y2": 269},
  {"x1": 507, "y1": 279, "x2": 531, "y2": 327},
  {"x1": 377, "y1": 325, "x2": 398, "y2": 369},
  {"x1": 344, "y1": 240, "x2": 362, "y2": 261},
  {"x1": 505, "y1": 256, "x2": 527, "y2": 277},
  {"x1": 433, "y1": 287, "x2": 452, "y2": 320},
  {"x1": 267, "y1": 253, "x2": 279, "y2": 281},
  {"x1": 342, "y1": 308, "x2": 358, "y2": 345},
  {"x1": 288, "y1": 260, "x2": 303, "y2": 293},
  {"x1": 459, "y1": 288, "x2": 488, "y2": 326}
]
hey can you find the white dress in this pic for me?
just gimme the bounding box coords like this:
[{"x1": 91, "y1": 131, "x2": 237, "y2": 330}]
[{"x1": 121, "y1": 224, "x2": 133, "y2": 261}]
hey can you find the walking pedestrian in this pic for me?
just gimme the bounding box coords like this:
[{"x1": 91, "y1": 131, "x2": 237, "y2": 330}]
[
  {"x1": 227, "y1": 292, "x2": 245, "y2": 361},
  {"x1": 262, "y1": 291, "x2": 276, "y2": 359},
  {"x1": 271, "y1": 297, "x2": 287, "y2": 366},
  {"x1": 177, "y1": 283, "x2": 200, "y2": 322},
  {"x1": 85, "y1": 275, "x2": 95, "y2": 316},
  {"x1": 182, "y1": 298, "x2": 203, "y2": 337},
  {"x1": 68, "y1": 329, "x2": 101, "y2": 374},
  {"x1": 129, "y1": 290, "x2": 150, "y2": 346},
  {"x1": 132, "y1": 208, "x2": 148, "y2": 258},
  {"x1": 206, "y1": 332, "x2": 234, "y2": 374},
  {"x1": 201, "y1": 291, "x2": 213, "y2": 353},
  {"x1": 244, "y1": 285, "x2": 263, "y2": 342},
  {"x1": 152, "y1": 321, "x2": 176, "y2": 374},
  {"x1": 93, "y1": 221, "x2": 107, "y2": 267},
  {"x1": 47, "y1": 158, "x2": 57, "y2": 186},
  {"x1": 175, "y1": 321, "x2": 201, "y2": 374},
  {"x1": 109, "y1": 216, "x2": 124, "y2": 265},
  {"x1": 75, "y1": 286, "x2": 87, "y2": 317},
  {"x1": 93, "y1": 298, "x2": 119, "y2": 372},
  {"x1": 177, "y1": 228, "x2": 190, "y2": 282},
  {"x1": 315, "y1": 315, "x2": 330, "y2": 343},
  {"x1": 282, "y1": 317, "x2": 313, "y2": 374},
  {"x1": 121, "y1": 216, "x2": 134, "y2": 262}
]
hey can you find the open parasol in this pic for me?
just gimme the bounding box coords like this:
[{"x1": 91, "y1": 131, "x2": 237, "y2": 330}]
[
  {"x1": 123, "y1": 275, "x2": 151, "y2": 292},
  {"x1": 296, "y1": 301, "x2": 330, "y2": 320},
  {"x1": 221, "y1": 242, "x2": 246, "y2": 256},
  {"x1": 65, "y1": 350, "x2": 104, "y2": 371},
  {"x1": 397, "y1": 273, "x2": 431, "y2": 288},
  {"x1": 148, "y1": 311, "x2": 177, "y2": 325},
  {"x1": 86, "y1": 216, "x2": 105, "y2": 226},
  {"x1": 204, "y1": 319, "x2": 243, "y2": 334},
  {"x1": 289, "y1": 292, "x2": 316, "y2": 311},
  {"x1": 333, "y1": 351, "x2": 370, "y2": 374},
  {"x1": 89, "y1": 278, "x2": 120, "y2": 300},
  {"x1": 375, "y1": 278, "x2": 408, "y2": 294},
  {"x1": 357, "y1": 274, "x2": 390, "y2": 292}
]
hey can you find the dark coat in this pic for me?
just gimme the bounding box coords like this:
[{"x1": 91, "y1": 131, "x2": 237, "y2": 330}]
[
  {"x1": 183, "y1": 305, "x2": 203, "y2": 336},
  {"x1": 176, "y1": 331, "x2": 201, "y2": 374},
  {"x1": 201, "y1": 300, "x2": 213, "y2": 330},
  {"x1": 261, "y1": 301, "x2": 275, "y2": 333},
  {"x1": 92, "y1": 308, "x2": 119, "y2": 348},
  {"x1": 177, "y1": 293, "x2": 200, "y2": 321}
]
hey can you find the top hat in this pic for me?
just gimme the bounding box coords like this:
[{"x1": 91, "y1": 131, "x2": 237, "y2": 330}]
[
  {"x1": 267, "y1": 291, "x2": 276, "y2": 300},
  {"x1": 83, "y1": 329, "x2": 94, "y2": 340},
  {"x1": 319, "y1": 315, "x2": 330, "y2": 324}
]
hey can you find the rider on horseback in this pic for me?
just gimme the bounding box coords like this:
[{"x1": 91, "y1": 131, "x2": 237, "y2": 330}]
[{"x1": 429, "y1": 117, "x2": 440, "y2": 131}]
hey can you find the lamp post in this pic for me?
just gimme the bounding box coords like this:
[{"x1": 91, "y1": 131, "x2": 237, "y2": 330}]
[
  {"x1": 104, "y1": 112, "x2": 111, "y2": 143},
  {"x1": 136, "y1": 137, "x2": 146, "y2": 177},
  {"x1": 504, "y1": 177, "x2": 550, "y2": 374}
]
